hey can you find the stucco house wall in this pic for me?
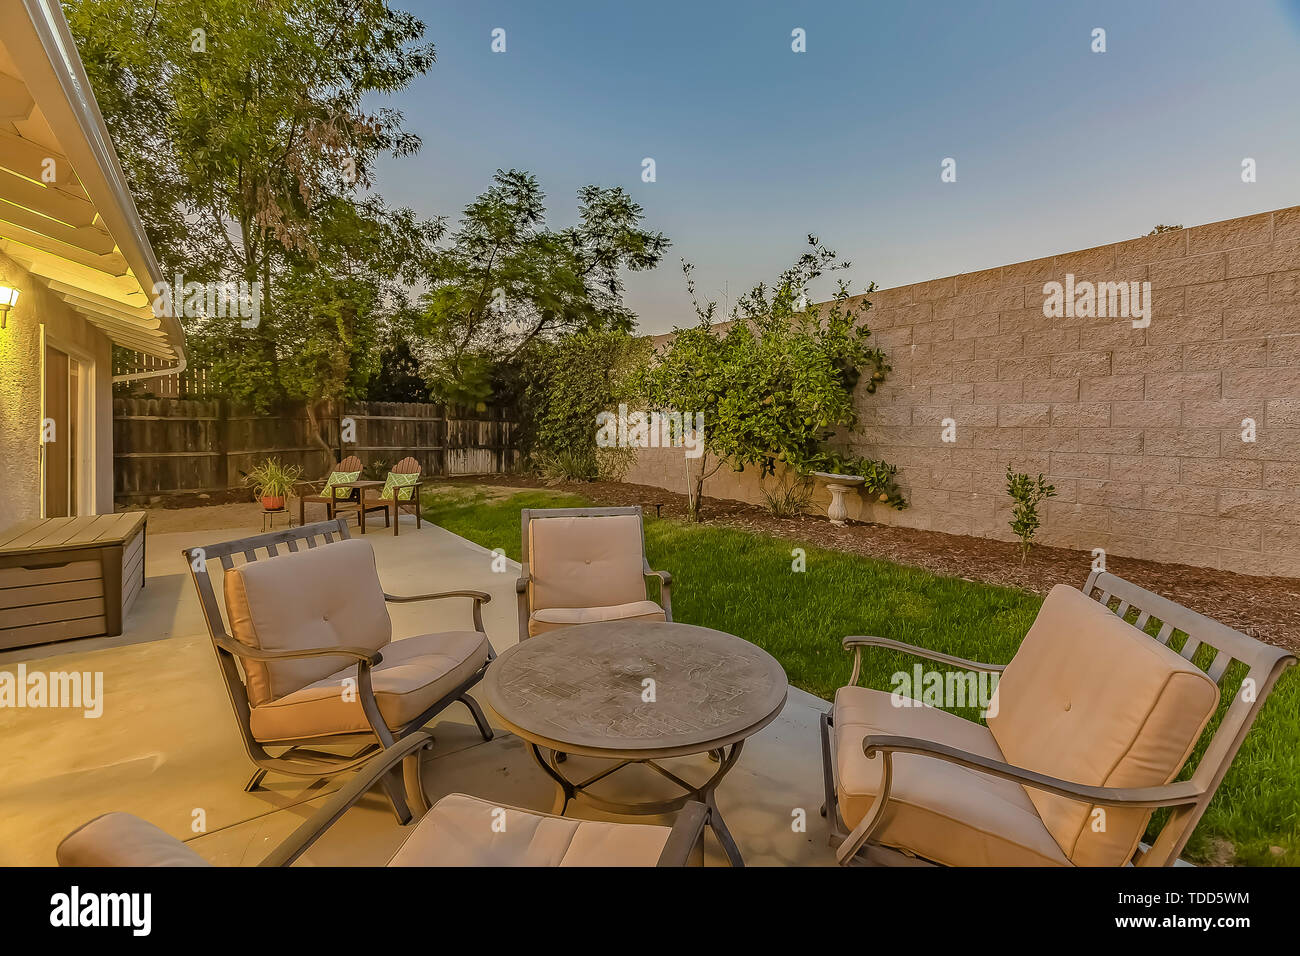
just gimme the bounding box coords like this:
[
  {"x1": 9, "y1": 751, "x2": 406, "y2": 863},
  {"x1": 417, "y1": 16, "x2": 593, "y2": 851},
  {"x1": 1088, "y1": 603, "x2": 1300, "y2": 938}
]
[{"x1": 0, "y1": 249, "x2": 114, "y2": 529}]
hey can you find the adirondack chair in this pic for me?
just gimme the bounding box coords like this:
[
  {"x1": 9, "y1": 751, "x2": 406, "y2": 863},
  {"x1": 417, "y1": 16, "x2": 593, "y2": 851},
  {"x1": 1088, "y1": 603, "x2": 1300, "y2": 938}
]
[
  {"x1": 359, "y1": 456, "x2": 423, "y2": 536},
  {"x1": 296, "y1": 455, "x2": 363, "y2": 527}
]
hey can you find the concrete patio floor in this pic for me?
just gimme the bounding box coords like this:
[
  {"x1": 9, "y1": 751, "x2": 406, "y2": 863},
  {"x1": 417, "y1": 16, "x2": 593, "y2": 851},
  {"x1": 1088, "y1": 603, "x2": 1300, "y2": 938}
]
[{"x1": 0, "y1": 503, "x2": 835, "y2": 866}]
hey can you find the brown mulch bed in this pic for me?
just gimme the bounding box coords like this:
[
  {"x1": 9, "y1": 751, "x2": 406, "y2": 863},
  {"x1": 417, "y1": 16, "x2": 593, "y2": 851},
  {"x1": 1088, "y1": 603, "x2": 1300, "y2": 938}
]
[{"x1": 445, "y1": 474, "x2": 1300, "y2": 656}]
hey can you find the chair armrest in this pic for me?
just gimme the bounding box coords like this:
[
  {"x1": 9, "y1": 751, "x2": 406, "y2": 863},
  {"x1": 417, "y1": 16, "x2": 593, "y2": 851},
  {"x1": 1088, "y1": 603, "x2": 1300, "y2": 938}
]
[
  {"x1": 656, "y1": 801, "x2": 710, "y2": 866},
  {"x1": 860, "y1": 734, "x2": 1204, "y2": 809},
  {"x1": 384, "y1": 590, "x2": 491, "y2": 632},
  {"x1": 260, "y1": 731, "x2": 436, "y2": 867},
  {"x1": 209, "y1": 631, "x2": 382, "y2": 666},
  {"x1": 842, "y1": 635, "x2": 1004, "y2": 686},
  {"x1": 516, "y1": 564, "x2": 531, "y2": 640},
  {"x1": 644, "y1": 568, "x2": 673, "y2": 620},
  {"x1": 384, "y1": 589, "x2": 492, "y2": 604},
  {"x1": 644, "y1": 567, "x2": 672, "y2": 586}
]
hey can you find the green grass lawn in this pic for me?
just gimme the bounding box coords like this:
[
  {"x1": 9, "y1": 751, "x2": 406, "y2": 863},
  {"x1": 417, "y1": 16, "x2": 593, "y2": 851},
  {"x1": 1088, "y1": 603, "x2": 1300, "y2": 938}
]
[{"x1": 423, "y1": 485, "x2": 1299, "y2": 866}]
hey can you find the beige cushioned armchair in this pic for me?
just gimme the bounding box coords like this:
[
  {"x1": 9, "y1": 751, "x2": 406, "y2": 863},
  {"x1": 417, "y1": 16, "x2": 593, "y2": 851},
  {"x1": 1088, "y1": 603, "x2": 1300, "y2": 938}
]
[
  {"x1": 821, "y1": 573, "x2": 1294, "y2": 867},
  {"x1": 516, "y1": 506, "x2": 672, "y2": 640},
  {"x1": 184, "y1": 519, "x2": 496, "y2": 824},
  {"x1": 224, "y1": 538, "x2": 491, "y2": 742}
]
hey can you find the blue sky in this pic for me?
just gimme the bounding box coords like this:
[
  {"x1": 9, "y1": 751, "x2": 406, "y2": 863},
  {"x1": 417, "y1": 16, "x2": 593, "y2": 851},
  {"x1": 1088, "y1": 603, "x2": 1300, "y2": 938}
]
[{"x1": 372, "y1": 0, "x2": 1300, "y2": 334}]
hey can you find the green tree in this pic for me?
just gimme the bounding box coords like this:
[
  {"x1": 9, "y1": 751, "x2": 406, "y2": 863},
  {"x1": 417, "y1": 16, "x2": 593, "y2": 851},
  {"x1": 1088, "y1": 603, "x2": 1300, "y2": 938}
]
[
  {"x1": 272, "y1": 198, "x2": 439, "y2": 446},
  {"x1": 368, "y1": 339, "x2": 432, "y2": 402},
  {"x1": 66, "y1": 0, "x2": 438, "y2": 430},
  {"x1": 641, "y1": 238, "x2": 890, "y2": 519},
  {"x1": 418, "y1": 169, "x2": 668, "y2": 404}
]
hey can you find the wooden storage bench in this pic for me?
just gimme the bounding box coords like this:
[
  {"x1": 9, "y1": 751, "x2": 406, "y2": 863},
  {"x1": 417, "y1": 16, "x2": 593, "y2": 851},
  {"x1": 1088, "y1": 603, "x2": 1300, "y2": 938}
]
[{"x1": 0, "y1": 513, "x2": 147, "y2": 650}]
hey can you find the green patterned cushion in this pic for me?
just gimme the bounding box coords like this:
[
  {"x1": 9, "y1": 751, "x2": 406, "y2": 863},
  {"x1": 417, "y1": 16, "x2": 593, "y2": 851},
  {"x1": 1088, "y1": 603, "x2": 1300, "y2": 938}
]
[
  {"x1": 380, "y1": 471, "x2": 419, "y2": 501},
  {"x1": 325, "y1": 470, "x2": 360, "y2": 499}
]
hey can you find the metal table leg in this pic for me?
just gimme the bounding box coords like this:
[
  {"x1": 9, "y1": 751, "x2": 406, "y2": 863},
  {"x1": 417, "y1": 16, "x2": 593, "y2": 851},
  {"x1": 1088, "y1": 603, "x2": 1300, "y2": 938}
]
[
  {"x1": 527, "y1": 742, "x2": 575, "y2": 814},
  {"x1": 524, "y1": 740, "x2": 749, "y2": 865}
]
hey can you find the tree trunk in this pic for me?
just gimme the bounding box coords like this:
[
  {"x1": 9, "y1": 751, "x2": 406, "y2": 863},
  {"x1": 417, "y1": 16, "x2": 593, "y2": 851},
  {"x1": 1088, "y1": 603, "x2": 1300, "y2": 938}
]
[
  {"x1": 304, "y1": 398, "x2": 334, "y2": 470},
  {"x1": 685, "y1": 452, "x2": 723, "y2": 522}
]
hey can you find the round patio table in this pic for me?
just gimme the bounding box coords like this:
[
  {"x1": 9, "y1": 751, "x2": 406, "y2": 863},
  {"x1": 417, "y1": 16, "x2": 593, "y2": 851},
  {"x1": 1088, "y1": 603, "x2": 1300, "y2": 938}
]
[{"x1": 480, "y1": 619, "x2": 788, "y2": 866}]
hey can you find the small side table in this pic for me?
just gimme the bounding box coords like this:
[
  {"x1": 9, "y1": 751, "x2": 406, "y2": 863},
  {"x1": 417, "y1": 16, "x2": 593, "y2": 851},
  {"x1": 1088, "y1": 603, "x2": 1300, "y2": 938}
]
[
  {"x1": 261, "y1": 507, "x2": 291, "y2": 532},
  {"x1": 328, "y1": 479, "x2": 387, "y2": 533}
]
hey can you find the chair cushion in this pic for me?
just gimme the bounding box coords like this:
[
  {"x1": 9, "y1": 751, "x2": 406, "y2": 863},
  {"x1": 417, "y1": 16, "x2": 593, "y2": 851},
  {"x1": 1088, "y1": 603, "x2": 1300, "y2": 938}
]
[
  {"x1": 528, "y1": 600, "x2": 666, "y2": 637},
  {"x1": 528, "y1": 514, "x2": 648, "y2": 610},
  {"x1": 325, "y1": 470, "x2": 360, "y2": 499},
  {"x1": 388, "y1": 793, "x2": 671, "y2": 866},
  {"x1": 380, "y1": 471, "x2": 419, "y2": 501},
  {"x1": 225, "y1": 538, "x2": 392, "y2": 706},
  {"x1": 57, "y1": 813, "x2": 211, "y2": 867},
  {"x1": 832, "y1": 685, "x2": 1070, "y2": 866},
  {"x1": 987, "y1": 584, "x2": 1220, "y2": 867},
  {"x1": 249, "y1": 631, "x2": 491, "y2": 742}
]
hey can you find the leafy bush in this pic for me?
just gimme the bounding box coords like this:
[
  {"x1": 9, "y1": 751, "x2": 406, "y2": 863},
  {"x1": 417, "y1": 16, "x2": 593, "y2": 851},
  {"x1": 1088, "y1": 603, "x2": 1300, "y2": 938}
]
[
  {"x1": 535, "y1": 449, "x2": 598, "y2": 485},
  {"x1": 594, "y1": 446, "x2": 636, "y2": 482},
  {"x1": 518, "y1": 328, "x2": 650, "y2": 474},
  {"x1": 1006, "y1": 467, "x2": 1057, "y2": 562}
]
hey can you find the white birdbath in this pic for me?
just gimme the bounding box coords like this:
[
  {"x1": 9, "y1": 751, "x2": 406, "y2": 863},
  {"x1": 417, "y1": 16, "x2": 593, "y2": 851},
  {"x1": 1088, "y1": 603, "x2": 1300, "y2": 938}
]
[{"x1": 813, "y1": 472, "x2": 865, "y2": 527}]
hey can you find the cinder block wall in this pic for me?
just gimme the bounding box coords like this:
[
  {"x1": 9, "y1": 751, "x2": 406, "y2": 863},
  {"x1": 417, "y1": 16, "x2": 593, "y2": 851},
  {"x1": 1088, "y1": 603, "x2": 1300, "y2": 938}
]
[{"x1": 625, "y1": 206, "x2": 1300, "y2": 577}]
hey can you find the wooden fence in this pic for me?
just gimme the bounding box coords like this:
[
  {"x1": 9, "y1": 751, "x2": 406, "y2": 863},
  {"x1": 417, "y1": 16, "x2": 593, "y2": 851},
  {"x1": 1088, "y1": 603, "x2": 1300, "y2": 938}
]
[
  {"x1": 112, "y1": 348, "x2": 215, "y2": 398},
  {"x1": 113, "y1": 398, "x2": 517, "y2": 503}
]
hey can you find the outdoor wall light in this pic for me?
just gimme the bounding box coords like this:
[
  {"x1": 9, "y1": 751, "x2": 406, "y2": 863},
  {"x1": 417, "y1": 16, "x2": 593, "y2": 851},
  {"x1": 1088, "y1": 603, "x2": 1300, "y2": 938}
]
[{"x1": 0, "y1": 286, "x2": 18, "y2": 328}]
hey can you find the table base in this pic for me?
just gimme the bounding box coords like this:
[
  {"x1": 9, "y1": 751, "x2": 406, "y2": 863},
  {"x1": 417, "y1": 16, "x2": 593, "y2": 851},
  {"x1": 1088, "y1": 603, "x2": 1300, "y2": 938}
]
[{"x1": 526, "y1": 741, "x2": 747, "y2": 866}]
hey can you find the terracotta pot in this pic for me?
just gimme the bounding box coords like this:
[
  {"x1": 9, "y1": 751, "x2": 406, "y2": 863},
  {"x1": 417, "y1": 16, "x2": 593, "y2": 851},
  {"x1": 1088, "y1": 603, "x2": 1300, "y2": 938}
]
[{"x1": 261, "y1": 495, "x2": 285, "y2": 511}]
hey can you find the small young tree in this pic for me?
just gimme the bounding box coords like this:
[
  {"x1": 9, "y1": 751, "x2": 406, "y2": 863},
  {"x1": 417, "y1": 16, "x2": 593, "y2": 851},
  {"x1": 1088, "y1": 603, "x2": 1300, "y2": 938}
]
[
  {"x1": 1006, "y1": 467, "x2": 1057, "y2": 563},
  {"x1": 640, "y1": 237, "x2": 890, "y2": 520}
]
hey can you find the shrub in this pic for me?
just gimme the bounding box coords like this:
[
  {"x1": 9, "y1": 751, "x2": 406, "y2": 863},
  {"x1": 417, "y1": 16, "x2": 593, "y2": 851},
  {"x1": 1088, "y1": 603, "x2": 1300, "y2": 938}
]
[
  {"x1": 594, "y1": 446, "x2": 636, "y2": 482},
  {"x1": 1006, "y1": 467, "x2": 1057, "y2": 562},
  {"x1": 535, "y1": 449, "x2": 598, "y2": 485},
  {"x1": 518, "y1": 329, "x2": 650, "y2": 473},
  {"x1": 759, "y1": 473, "x2": 814, "y2": 517}
]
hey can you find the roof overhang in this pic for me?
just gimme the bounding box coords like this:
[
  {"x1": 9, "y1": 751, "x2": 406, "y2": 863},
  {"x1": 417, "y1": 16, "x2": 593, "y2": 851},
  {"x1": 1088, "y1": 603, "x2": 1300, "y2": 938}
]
[{"x1": 0, "y1": 0, "x2": 185, "y2": 362}]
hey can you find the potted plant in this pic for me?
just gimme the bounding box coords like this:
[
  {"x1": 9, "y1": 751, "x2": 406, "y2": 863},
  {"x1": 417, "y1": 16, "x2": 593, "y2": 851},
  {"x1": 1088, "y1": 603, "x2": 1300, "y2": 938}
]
[{"x1": 242, "y1": 458, "x2": 303, "y2": 512}]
